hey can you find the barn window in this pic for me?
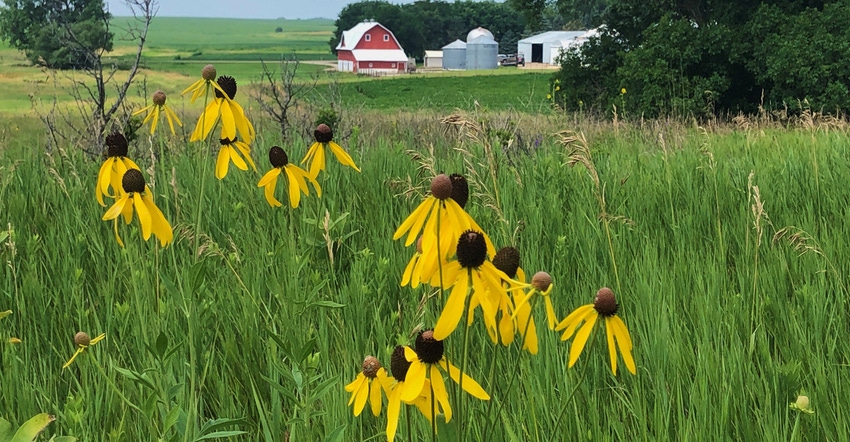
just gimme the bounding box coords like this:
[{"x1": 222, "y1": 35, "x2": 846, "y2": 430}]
[
  {"x1": 365, "y1": 34, "x2": 371, "y2": 41},
  {"x1": 383, "y1": 35, "x2": 389, "y2": 42},
  {"x1": 391, "y1": 63, "x2": 396, "y2": 68},
  {"x1": 369, "y1": 63, "x2": 373, "y2": 67}
]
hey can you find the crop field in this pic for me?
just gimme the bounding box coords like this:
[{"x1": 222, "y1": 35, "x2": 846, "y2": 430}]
[{"x1": 1, "y1": 15, "x2": 849, "y2": 442}]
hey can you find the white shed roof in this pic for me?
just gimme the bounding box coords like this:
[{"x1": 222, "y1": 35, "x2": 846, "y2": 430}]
[
  {"x1": 424, "y1": 50, "x2": 443, "y2": 58},
  {"x1": 518, "y1": 30, "x2": 589, "y2": 44}
]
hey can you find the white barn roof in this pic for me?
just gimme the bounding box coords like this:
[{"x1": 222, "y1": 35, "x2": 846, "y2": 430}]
[
  {"x1": 350, "y1": 49, "x2": 408, "y2": 63},
  {"x1": 336, "y1": 20, "x2": 404, "y2": 51}
]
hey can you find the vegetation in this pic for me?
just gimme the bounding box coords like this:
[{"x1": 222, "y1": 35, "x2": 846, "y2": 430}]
[
  {"x1": 0, "y1": 0, "x2": 113, "y2": 69},
  {"x1": 548, "y1": 0, "x2": 850, "y2": 117}
]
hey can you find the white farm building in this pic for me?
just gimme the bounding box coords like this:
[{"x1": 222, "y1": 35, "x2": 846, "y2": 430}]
[{"x1": 517, "y1": 29, "x2": 598, "y2": 65}]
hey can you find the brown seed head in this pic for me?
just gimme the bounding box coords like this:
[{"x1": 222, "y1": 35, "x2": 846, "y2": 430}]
[
  {"x1": 121, "y1": 169, "x2": 146, "y2": 194},
  {"x1": 531, "y1": 271, "x2": 552, "y2": 292},
  {"x1": 456, "y1": 229, "x2": 487, "y2": 268},
  {"x1": 105, "y1": 132, "x2": 128, "y2": 157},
  {"x1": 492, "y1": 247, "x2": 520, "y2": 279},
  {"x1": 430, "y1": 174, "x2": 453, "y2": 200},
  {"x1": 314, "y1": 124, "x2": 333, "y2": 143},
  {"x1": 152, "y1": 90, "x2": 166, "y2": 106},
  {"x1": 269, "y1": 146, "x2": 289, "y2": 168},
  {"x1": 593, "y1": 287, "x2": 619, "y2": 316},
  {"x1": 390, "y1": 345, "x2": 411, "y2": 381},
  {"x1": 449, "y1": 173, "x2": 469, "y2": 208},
  {"x1": 202, "y1": 64, "x2": 217, "y2": 81},
  {"x1": 362, "y1": 356, "x2": 381, "y2": 378},
  {"x1": 414, "y1": 330, "x2": 444, "y2": 364},
  {"x1": 74, "y1": 331, "x2": 91, "y2": 347},
  {"x1": 214, "y1": 75, "x2": 237, "y2": 100}
]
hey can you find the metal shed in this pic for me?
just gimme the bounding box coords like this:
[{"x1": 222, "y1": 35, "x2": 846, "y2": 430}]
[
  {"x1": 517, "y1": 30, "x2": 591, "y2": 64},
  {"x1": 441, "y1": 39, "x2": 466, "y2": 70},
  {"x1": 424, "y1": 50, "x2": 443, "y2": 68},
  {"x1": 466, "y1": 34, "x2": 498, "y2": 70}
]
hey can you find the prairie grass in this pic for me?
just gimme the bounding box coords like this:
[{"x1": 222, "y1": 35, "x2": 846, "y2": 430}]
[{"x1": 1, "y1": 105, "x2": 849, "y2": 441}]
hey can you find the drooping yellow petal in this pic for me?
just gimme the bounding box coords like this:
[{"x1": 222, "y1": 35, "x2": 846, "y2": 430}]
[
  {"x1": 433, "y1": 272, "x2": 469, "y2": 340},
  {"x1": 228, "y1": 146, "x2": 249, "y2": 172},
  {"x1": 440, "y1": 358, "x2": 490, "y2": 400},
  {"x1": 102, "y1": 194, "x2": 131, "y2": 221},
  {"x1": 234, "y1": 140, "x2": 256, "y2": 171},
  {"x1": 353, "y1": 375, "x2": 369, "y2": 416},
  {"x1": 132, "y1": 104, "x2": 153, "y2": 117},
  {"x1": 143, "y1": 190, "x2": 173, "y2": 246},
  {"x1": 263, "y1": 177, "x2": 283, "y2": 208},
  {"x1": 149, "y1": 106, "x2": 161, "y2": 134},
  {"x1": 215, "y1": 147, "x2": 231, "y2": 180},
  {"x1": 133, "y1": 193, "x2": 153, "y2": 240},
  {"x1": 610, "y1": 315, "x2": 636, "y2": 374},
  {"x1": 369, "y1": 374, "x2": 383, "y2": 416},
  {"x1": 283, "y1": 167, "x2": 302, "y2": 208},
  {"x1": 555, "y1": 304, "x2": 595, "y2": 337},
  {"x1": 386, "y1": 385, "x2": 402, "y2": 442},
  {"x1": 112, "y1": 218, "x2": 124, "y2": 247},
  {"x1": 393, "y1": 197, "x2": 435, "y2": 245},
  {"x1": 401, "y1": 253, "x2": 418, "y2": 287},
  {"x1": 401, "y1": 348, "x2": 427, "y2": 402},
  {"x1": 328, "y1": 141, "x2": 361, "y2": 172},
  {"x1": 430, "y1": 364, "x2": 452, "y2": 422},
  {"x1": 181, "y1": 78, "x2": 205, "y2": 97},
  {"x1": 257, "y1": 167, "x2": 281, "y2": 188},
  {"x1": 62, "y1": 347, "x2": 84, "y2": 369},
  {"x1": 605, "y1": 316, "x2": 618, "y2": 375},
  {"x1": 220, "y1": 100, "x2": 237, "y2": 141},
  {"x1": 96, "y1": 159, "x2": 114, "y2": 206},
  {"x1": 567, "y1": 311, "x2": 598, "y2": 368}
]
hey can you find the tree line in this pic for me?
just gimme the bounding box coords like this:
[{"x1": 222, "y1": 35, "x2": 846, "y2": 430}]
[
  {"x1": 540, "y1": 0, "x2": 850, "y2": 117},
  {"x1": 330, "y1": 1, "x2": 526, "y2": 59}
]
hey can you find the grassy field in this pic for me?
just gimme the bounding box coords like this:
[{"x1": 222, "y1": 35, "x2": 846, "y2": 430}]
[{"x1": 1, "y1": 14, "x2": 848, "y2": 442}]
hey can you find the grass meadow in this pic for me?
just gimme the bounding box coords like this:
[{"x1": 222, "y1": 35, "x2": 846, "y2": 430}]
[{"x1": 1, "y1": 15, "x2": 849, "y2": 442}]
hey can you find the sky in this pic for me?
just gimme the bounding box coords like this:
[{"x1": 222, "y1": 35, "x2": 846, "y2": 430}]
[{"x1": 105, "y1": 0, "x2": 413, "y2": 20}]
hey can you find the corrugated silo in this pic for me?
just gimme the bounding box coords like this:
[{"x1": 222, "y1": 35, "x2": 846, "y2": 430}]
[
  {"x1": 442, "y1": 39, "x2": 467, "y2": 70},
  {"x1": 466, "y1": 35, "x2": 498, "y2": 70}
]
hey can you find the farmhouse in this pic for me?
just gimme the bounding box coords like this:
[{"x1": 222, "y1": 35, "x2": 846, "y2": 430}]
[
  {"x1": 336, "y1": 19, "x2": 408, "y2": 74},
  {"x1": 517, "y1": 29, "x2": 598, "y2": 65}
]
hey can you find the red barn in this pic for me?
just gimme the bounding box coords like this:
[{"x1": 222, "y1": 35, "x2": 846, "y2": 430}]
[{"x1": 336, "y1": 20, "x2": 408, "y2": 75}]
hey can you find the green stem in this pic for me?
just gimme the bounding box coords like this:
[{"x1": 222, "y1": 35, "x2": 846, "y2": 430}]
[
  {"x1": 603, "y1": 217, "x2": 621, "y2": 295},
  {"x1": 553, "y1": 328, "x2": 596, "y2": 433},
  {"x1": 790, "y1": 413, "x2": 801, "y2": 442},
  {"x1": 457, "y1": 267, "x2": 473, "y2": 442}
]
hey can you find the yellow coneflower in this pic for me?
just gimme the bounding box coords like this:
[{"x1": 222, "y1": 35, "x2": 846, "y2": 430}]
[
  {"x1": 190, "y1": 75, "x2": 255, "y2": 144},
  {"x1": 133, "y1": 90, "x2": 183, "y2": 135},
  {"x1": 257, "y1": 146, "x2": 320, "y2": 208},
  {"x1": 95, "y1": 132, "x2": 140, "y2": 207},
  {"x1": 102, "y1": 169, "x2": 173, "y2": 247},
  {"x1": 401, "y1": 330, "x2": 489, "y2": 423},
  {"x1": 555, "y1": 287, "x2": 636, "y2": 375},
  {"x1": 215, "y1": 136, "x2": 256, "y2": 180},
  {"x1": 62, "y1": 331, "x2": 105, "y2": 369},
  {"x1": 394, "y1": 175, "x2": 495, "y2": 286},
  {"x1": 301, "y1": 124, "x2": 360, "y2": 179},
  {"x1": 386, "y1": 345, "x2": 435, "y2": 442},
  {"x1": 181, "y1": 64, "x2": 226, "y2": 103},
  {"x1": 344, "y1": 356, "x2": 391, "y2": 417},
  {"x1": 433, "y1": 230, "x2": 513, "y2": 341}
]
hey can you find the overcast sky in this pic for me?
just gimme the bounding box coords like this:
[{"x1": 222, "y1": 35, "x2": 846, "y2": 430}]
[{"x1": 105, "y1": 0, "x2": 413, "y2": 20}]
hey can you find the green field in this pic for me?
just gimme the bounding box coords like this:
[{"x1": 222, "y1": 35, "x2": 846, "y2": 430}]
[{"x1": 1, "y1": 14, "x2": 848, "y2": 442}]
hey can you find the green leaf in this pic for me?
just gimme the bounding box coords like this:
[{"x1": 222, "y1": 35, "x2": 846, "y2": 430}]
[
  {"x1": 309, "y1": 301, "x2": 345, "y2": 309},
  {"x1": 11, "y1": 413, "x2": 54, "y2": 442},
  {"x1": 0, "y1": 310, "x2": 11, "y2": 321},
  {"x1": 48, "y1": 436, "x2": 77, "y2": 442},
  {"x1": 324, "y1": 425, "x2": 345, "y2": 442},
  {"x1": 163, "y1": 405, "x2": 181, "y2": 433},
  {"x1": 194, "y1": 430, "x2": 248, "y2": 440},
  {"x1": 0, "y1": 417, "x2": 14, "y2": 440}
]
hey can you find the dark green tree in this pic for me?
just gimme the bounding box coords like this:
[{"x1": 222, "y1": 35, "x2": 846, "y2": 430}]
[{"x1": 0, "y1": 0, "x2": 113, "y2": 70}]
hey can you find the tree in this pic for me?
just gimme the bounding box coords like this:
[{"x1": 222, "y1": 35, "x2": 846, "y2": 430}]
[{"x1": 0, "y1": 0, "x2": 113, "y2": 70}]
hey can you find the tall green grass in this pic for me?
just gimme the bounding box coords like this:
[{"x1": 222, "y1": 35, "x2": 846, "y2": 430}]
[{"x1": 1, "y1": 112, "x2": 849, "y2": 441}]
